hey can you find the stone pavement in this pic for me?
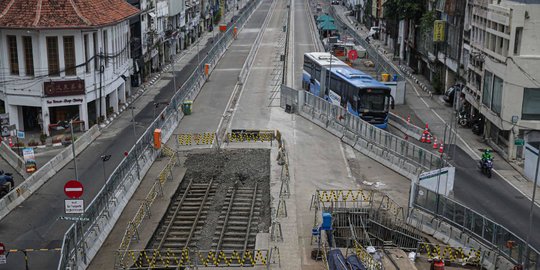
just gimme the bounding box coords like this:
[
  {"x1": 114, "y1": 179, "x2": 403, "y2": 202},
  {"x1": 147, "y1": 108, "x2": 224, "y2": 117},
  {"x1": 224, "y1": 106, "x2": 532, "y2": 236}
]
[{"x1": 333, "y1": 5, "x2": 540, "y2": 206}]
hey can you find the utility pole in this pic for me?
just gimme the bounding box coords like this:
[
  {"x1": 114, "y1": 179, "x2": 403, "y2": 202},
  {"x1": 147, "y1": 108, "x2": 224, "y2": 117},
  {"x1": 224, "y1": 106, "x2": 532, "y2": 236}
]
[
  {"x1": 99, "y1": 52, "x2": 105, "y2": 124},
  {"x1": 70, "y1": 120, "x2": 79, "y2": 181}
]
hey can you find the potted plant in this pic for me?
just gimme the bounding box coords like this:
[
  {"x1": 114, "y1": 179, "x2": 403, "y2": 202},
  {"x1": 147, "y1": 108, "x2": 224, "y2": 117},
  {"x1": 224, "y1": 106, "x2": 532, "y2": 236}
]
[
  {"x1": 40, "y1": 134, "x2": 47, "y2": 144},
  {"x1": 28, "y1": 140, "x2": 39, "y2": 147}
]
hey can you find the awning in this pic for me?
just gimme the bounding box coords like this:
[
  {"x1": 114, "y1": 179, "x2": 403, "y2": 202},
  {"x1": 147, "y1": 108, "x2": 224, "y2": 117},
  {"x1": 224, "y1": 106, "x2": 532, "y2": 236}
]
[
  {"x1": 148, "y1": 12, "x2": 156, "y2": 18},
  {"x1": 318, "y1": 20, "x2": 337, "y2": 31},
  {"x1": 316, "y1": 14, "x2": 335, "y2": 23}
]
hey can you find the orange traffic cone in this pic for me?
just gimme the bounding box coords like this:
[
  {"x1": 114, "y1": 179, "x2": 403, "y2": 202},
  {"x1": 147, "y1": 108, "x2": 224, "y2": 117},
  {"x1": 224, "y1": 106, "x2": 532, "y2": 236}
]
[
  {"x1": 426, "y1": 133, "x2": 432, "y2": 144},
  {"x1": 439, "y1": 141, "x2": 444, "y2": 153},
  {"x1": 425, "y1": 123, "x2": 429, "y2": 130},
  {"x1": 8, "y1": 137, "x2": 13, "y2": 147},
  {"x1": 433, "y1": 137, "x2": 438, "y2": 149},
  {"x1": 421, "y1": 133, "x2": 426, "y2": 143}
]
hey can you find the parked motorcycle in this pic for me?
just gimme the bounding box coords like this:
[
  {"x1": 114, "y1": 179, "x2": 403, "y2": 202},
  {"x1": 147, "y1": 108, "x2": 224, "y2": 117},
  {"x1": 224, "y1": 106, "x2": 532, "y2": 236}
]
[
  {"x1": 457, "y1": 111, "x2": 469, "y2": 127},
  {"x1": 479, "y1": 158, "x2": 494, "y2": 178},
  {"x1": 0, "y1": 171, "x2": 15, "y2": 199},
  {"x1": 472, "y1": 115, "x2": 484, "y2": 135}
]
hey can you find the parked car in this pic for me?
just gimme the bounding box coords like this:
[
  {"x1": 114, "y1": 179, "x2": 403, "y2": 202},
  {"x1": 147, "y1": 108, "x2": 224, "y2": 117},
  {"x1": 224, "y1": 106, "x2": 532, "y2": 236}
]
[
  {"x1": 443, "y1": 84, "x2": 463, "y2": 105},
  {"x1": 331, "y1": 0, "x2": 339, "y2": 5},
  {"x1": 368, "y1": 26, "x2": 380, "y2": 39}
]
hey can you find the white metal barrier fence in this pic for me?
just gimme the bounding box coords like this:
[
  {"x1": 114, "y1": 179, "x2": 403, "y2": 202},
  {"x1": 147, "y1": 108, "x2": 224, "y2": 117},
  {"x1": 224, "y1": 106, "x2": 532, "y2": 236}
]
[{"x1": 280, "y1": 85, "x2": 447, "y2": 180}]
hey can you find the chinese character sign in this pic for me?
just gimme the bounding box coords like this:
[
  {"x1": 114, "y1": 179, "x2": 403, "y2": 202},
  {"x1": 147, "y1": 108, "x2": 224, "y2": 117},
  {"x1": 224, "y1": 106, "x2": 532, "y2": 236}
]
[{"x1": 433, "y1": 20, "x2": 446, "y2": 42}]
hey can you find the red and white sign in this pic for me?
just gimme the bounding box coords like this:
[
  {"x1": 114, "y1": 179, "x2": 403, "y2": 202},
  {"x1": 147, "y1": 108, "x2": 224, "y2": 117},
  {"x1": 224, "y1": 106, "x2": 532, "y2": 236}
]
[
  {"x1": 64, "y1": 180, "x2": 84, "y2": 199},
  {"x1": 0, "y1": 243, "x2": 5, "y2": 255},
  {"x1": 348, "y1": 50, "x2": 358, "y2": 61}
]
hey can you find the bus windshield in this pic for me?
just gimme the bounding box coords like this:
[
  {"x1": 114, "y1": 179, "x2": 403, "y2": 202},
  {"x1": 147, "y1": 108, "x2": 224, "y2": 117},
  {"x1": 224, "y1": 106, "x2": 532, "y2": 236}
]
[{"x1": 356, "y1": 93, "x2": 389, "y2": 112}]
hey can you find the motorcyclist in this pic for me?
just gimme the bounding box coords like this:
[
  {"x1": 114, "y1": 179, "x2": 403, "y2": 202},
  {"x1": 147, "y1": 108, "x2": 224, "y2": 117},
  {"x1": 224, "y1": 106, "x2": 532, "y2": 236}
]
[{"x1": 481, "y1": 149, "x2": 494, "y2": 163}]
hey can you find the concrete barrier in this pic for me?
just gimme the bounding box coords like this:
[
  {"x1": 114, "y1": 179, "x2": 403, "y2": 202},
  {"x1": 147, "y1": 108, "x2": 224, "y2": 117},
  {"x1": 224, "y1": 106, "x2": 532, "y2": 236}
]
[
  {"x1": 0, "y1": 141, "x2": 27, "y2": 177},
  {"x1": 0, "y1": 125, "x2": 101, "y2": 221}
]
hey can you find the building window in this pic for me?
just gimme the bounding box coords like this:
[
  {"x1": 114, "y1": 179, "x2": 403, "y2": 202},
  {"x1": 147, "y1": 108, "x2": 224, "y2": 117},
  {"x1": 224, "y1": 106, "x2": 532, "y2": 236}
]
[
  {"x1": 7, "y1": 35, "x2": 19, "y2": 75},
  {"x1": 22, "y1": 36, "x2": 34, "y2": 76},
  {"x1": 94, "y1": 32, "x2": 99, "y2": 71},
  {"x1": 103, "y1": 30, "x2": 109, "y2": 66},
  {"x1": 522, "y1": 88, "x2": 540, "y2": 120},
  {"x1": 514, "y1": 27, "x2": 522, "y2": 55},
  {"x1": 63, "y1": 36, "x2": 76, "y2": 76},
  {"x1": 84, "y1": 34, "x2": 90, "y2": 73},
  {"x1": 492, "y1": 75, "x2": 503, "y2": 114},
  {"x1": 46, "y1": 37, "x2": 60, "y2": 76},
  {"x1": 482, "y1": 71, "x2": 492, "y2": 107}
]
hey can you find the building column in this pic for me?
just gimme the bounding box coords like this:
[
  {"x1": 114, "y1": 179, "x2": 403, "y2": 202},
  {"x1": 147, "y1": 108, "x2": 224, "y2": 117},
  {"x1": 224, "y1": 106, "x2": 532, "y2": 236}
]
[
  {"x1": 7, "y1": 104, "x2": 20, "y2": 131},
  {"x1": 100, "y1": 93, "x2": 107, "y2": 119},
  {"x1": 80, "y1": 101, "x2": 89, "y2": 131},
  {"x1": 41, "y1": 106, "x2": 50, "y2": 136},
  {"x1": 111, "y1": 87, "x2": 119, "y2": 113},
  {"x1": 119, "y1": 82, "x2": 127, "y2": 104}
]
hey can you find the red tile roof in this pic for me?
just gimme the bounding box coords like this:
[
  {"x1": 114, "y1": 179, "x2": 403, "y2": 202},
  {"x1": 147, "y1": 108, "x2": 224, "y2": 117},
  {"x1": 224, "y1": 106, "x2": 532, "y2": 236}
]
[{"x1": 0, "y1": 0, "x2": 140, "y2": 29}]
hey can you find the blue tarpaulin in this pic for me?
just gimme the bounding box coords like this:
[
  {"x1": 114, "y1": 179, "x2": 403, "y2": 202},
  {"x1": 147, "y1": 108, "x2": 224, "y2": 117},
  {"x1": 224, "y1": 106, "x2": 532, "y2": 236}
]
[
  {"x1": 327, "y1": 249, "x2": 348, "y2": 270},
  {"x1": 347, "y1": 254, "x2": 367, "y2": 270}
]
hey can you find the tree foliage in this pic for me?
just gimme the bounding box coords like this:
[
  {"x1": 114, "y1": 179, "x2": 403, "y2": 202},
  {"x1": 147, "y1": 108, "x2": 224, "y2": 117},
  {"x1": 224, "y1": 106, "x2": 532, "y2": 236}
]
[{"x1": 383, "y1": 0, "x2": 424, "y2": 21}]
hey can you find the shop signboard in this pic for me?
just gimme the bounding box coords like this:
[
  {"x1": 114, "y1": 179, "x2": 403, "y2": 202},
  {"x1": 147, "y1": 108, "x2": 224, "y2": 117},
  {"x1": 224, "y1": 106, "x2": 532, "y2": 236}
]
[
  {"x1": 0, "y1": 114, "x2": 9, "y2": 137},
  {"x1": 44, "y1": 80, "x2": 85, "y2": 97},
  {"x1": 22, "y1": 147, "x2": 37, "y2": 173}
]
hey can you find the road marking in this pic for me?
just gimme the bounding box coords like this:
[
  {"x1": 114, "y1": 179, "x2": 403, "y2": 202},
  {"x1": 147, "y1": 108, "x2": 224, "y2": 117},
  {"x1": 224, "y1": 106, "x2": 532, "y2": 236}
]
[
  {"x1": 339, "y1": 142, "x2": 353, "y2": 179},
  {"x1": 213, "y1": 68, "x2": 242, "y2": 71},
  {"x1": 385, "y1": 48, "x2": 540, "y2": 206}
]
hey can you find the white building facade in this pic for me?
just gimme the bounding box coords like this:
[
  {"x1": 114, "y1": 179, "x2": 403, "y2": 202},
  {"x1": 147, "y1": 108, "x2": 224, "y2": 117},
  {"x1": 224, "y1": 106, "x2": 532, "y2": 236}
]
[
  {"x1": 464, "y1": 0, "x2": 540, "y2": 160},
  {"x1": 0, "y1": 0, "x2": 139, "y2": 136}
]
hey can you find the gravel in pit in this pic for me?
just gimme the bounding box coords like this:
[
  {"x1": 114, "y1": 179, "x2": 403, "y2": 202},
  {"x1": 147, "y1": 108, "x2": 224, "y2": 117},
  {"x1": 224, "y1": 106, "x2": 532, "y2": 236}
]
[{"x1": 147, "y1": 148, "x2": 271, "y2": 251}]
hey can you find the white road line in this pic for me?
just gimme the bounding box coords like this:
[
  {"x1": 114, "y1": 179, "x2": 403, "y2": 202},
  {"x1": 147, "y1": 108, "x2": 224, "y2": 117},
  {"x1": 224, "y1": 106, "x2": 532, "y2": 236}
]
[
  {"x1": 339, "y1": 142, "x2": 353, "y2": 179},
  {"x1": 391, "y1": 55, "x2": 539, "y2": 205}
]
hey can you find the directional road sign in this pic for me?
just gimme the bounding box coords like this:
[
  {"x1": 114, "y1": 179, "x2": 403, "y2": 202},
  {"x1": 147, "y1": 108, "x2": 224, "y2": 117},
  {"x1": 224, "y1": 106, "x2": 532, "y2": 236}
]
[{"x1": 64, "y1": 180, "x2": 84, "y2": 199}]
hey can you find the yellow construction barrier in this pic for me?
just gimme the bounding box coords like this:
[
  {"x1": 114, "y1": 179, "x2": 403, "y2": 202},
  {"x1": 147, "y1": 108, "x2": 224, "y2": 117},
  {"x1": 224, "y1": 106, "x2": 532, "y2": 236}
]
[
  {"x1": 227, "y1": 129, "x2": 275, "y2": 143},
  {"x1": 317, "y1": 190, "x2": 373, "y2": 203},
  {"x1": 177, "y1": 133, "x2": 215, "y2": 146},
  {"x1": 118, "y1": 249, "x2": 270, "y2": 268},
  {"x1": 419, "y1": 242, "x2": 481, "y2": 264},
  {"x1": 354, "y1": 241, "x2": 383, "y2": 270}
]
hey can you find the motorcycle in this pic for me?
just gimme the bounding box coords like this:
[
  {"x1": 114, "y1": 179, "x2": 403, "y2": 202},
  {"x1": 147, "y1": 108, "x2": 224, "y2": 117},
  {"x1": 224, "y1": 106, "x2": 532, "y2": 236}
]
[
  {"x1": 0, "y1": 171, "x2": 15, "y2": 199},
  {"x1": 479, "y1": 158, "x2": 494, "y2": 178},
  {"x1": 472, "y1": 115, "x2": 484, "y2": 135},
  {"x1": 457, "y1": 111, "x2": 469, "y2": 127}
]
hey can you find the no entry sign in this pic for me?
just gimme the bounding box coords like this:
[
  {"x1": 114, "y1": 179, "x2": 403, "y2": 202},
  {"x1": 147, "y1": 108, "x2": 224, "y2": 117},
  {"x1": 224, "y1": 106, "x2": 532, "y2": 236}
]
[
  {"x1": 64, "y1": 180, "x2": 84, "y2": 199},
  {"x1": 348, "y1": 50, "x2": 358, "y2": 61}
]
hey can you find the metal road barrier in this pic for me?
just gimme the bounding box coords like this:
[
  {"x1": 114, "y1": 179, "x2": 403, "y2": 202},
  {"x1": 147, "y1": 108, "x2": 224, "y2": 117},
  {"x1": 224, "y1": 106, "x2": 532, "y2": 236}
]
[
  {"x1": 0, "y1": 125, "x2": 101, "y2": 221},
  {"x1": 176, "y1": 132, "x2": 216, "y2": 146},
  {"x1": 416, "y1": 242, "x2": 482, "y2": 265},
  {"x1": 410, "y1": 182, "x2": 540, "y2": 269},
  {"x1": 57, "y1": 0, "x2": 263, "y2": 268},
  {"x1": 115, "y1": 249, "x2": 273, "y2": 269},
  {"x1": 280, "y1": 85, "x2": 447, "y2": 180}
]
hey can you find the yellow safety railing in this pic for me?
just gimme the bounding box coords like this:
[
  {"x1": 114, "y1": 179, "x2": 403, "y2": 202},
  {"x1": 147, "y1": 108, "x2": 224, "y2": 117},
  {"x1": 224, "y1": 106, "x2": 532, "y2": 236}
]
[
  {"x1": 177, "y1": 132, "x2": 215, "y2": 146},
  {"x1": 117, "y1": 249, "x2": 272, "y2": 269},
  {"x1": 117, "y1": 153, "x2": 178, "y2": 262},
  {"x1": 417, "y1": 242, "x2": 482, "y2": 265}
]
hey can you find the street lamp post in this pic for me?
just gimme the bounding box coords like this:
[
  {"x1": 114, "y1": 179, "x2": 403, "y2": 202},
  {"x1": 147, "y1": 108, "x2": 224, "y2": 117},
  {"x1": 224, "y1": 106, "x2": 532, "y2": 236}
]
[
  {"x1": 70, "y1": 120, "x2": 79, "y2": 181},
  {"x1": 524, "y1": 153, "x2": 540, "y2": 267}
]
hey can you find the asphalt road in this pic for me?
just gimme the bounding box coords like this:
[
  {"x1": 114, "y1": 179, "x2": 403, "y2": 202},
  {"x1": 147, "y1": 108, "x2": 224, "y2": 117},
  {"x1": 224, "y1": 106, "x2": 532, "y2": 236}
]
[
  {"x1": 451, "y1": 146, "x2": 540, "y2": 249},
  {"x1": 0, "y1": 11, "x2": 250, "y2": 270}
]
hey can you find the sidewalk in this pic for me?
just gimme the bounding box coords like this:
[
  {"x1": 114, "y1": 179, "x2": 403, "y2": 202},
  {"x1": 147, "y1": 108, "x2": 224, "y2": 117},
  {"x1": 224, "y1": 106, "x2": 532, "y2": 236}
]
[{"x1": 333, "y1": 5, "x2": 540, "y2": 206}]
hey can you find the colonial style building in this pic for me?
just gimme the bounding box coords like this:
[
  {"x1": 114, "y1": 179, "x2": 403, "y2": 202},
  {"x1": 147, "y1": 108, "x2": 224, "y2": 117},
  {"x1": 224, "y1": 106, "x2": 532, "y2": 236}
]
[{"x1": 0, "y1": 0, "x2": 139, "y2": 135}]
